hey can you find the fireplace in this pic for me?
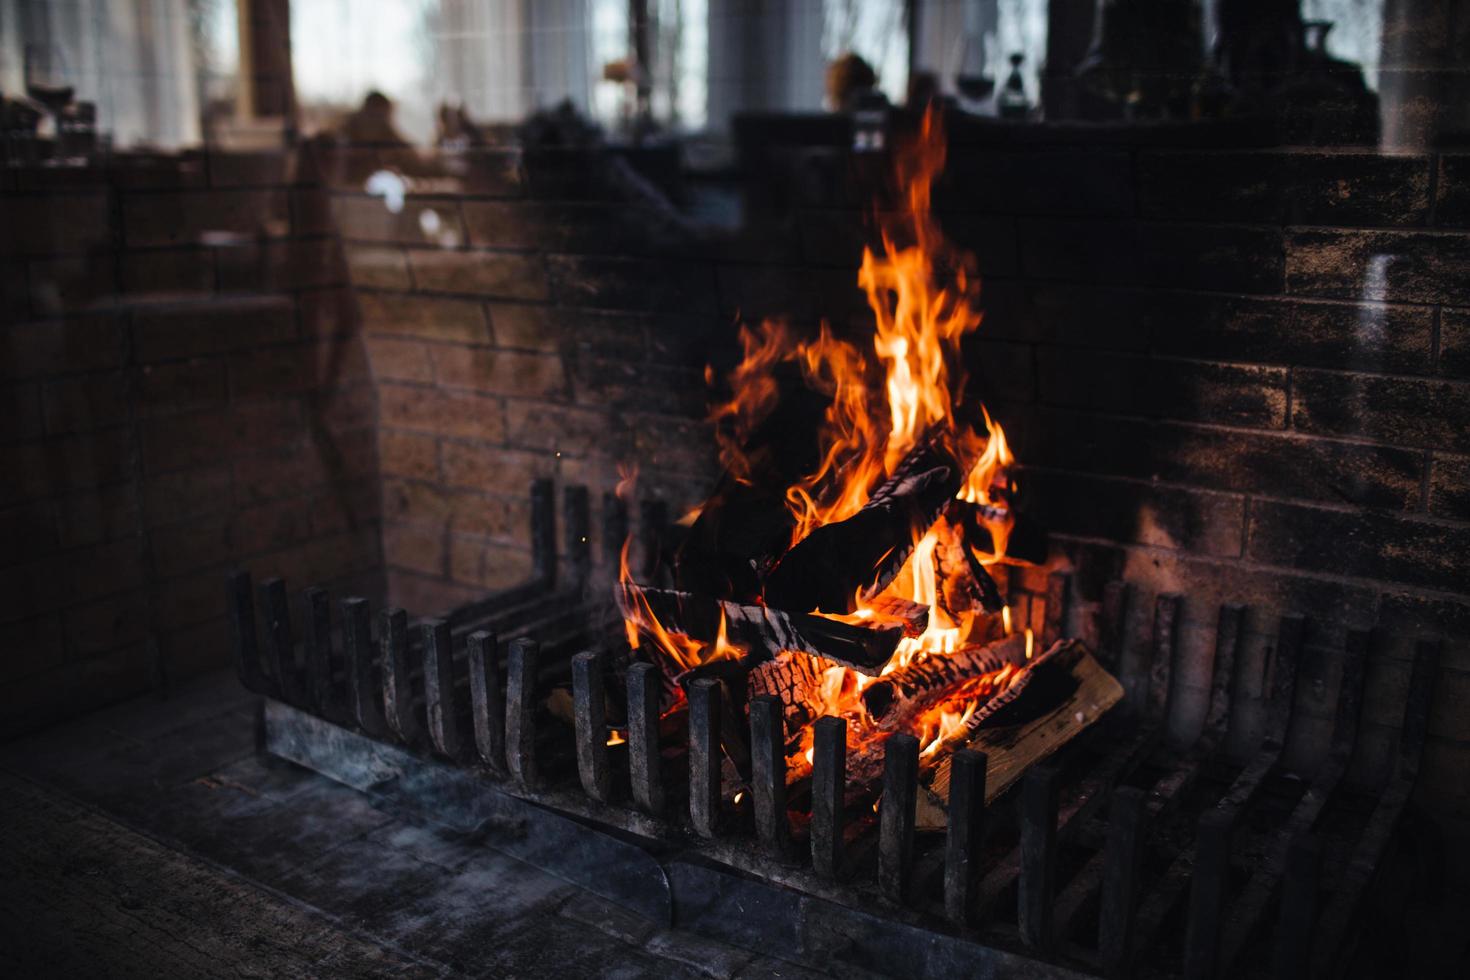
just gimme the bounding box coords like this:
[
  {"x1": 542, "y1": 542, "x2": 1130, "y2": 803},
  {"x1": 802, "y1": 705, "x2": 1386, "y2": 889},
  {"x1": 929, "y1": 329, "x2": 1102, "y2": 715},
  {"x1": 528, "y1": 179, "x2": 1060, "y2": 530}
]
[{"x1": 4, "y1": 2, "x2": 1469, "y2": 976}]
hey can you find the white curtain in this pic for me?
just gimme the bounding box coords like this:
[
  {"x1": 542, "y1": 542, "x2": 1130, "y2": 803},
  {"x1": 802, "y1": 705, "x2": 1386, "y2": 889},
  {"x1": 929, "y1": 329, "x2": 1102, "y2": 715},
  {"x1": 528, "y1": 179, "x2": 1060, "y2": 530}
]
[{"x1": 2, "y1": 0, "x2": 202, "y2": 148}]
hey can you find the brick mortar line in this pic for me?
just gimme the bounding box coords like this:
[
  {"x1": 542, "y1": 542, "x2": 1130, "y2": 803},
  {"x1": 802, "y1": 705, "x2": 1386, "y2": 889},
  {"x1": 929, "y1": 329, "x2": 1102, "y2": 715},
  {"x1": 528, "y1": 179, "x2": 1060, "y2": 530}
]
[
  {"x1": 1022, "y1": 464, "x2": 1470, "y2": 528},
  {"x1": 1048, "y1": 530, "x2": 1470, "y2": 605}
]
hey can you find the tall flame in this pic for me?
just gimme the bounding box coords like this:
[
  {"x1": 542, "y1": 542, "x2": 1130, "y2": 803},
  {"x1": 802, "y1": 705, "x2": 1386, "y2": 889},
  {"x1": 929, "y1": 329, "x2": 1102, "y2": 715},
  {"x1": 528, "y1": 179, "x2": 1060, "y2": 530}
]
[{"x1": 624, "y1": 108, "x2": 1024, "y2": 756}]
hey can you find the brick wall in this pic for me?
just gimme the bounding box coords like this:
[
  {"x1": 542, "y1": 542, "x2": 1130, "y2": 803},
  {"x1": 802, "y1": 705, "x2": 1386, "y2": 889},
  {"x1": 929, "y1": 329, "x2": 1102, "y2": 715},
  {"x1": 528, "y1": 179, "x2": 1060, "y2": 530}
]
[
  {"x1": 0, "y1": 150, "x2": 383, "y2": 737},
  {"x1": 334, "y1": 126, "x2": 1470, "y2": 879},
  {"x1": 327, "y1": 145, "x2": 720, "y2": 614}
]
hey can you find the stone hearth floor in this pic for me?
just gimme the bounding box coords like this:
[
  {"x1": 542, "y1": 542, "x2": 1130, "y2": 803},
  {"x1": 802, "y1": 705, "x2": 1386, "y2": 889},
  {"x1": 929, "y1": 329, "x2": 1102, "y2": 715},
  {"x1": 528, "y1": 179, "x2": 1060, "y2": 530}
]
[{"x1": 0, "y1": 670, "x2": 824, "y2": 979}]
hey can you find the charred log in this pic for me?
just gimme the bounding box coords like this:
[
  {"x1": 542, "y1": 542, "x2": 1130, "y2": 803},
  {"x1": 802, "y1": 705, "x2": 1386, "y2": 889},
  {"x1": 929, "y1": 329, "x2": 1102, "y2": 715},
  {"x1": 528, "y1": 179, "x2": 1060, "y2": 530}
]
[
  {"x1": 763, "y1": 437, "x2": 963, "y2": 613},
  {"x1": 933, "y1": 513, "x2": 1005, "y2": 618},
  {"x1": 956, "y1": 499, "x2": 1049, "y2": 566},
  {"x1": 675, "y1": 364, "x2": 832, "y2": 602},
  {"x1": 861, "y1": 632, "x2": 1026, "y2": 722},
  {"x1": 620, "y1": 585, "x2": 909, "y2": 673},
  {"x1": 748, "y1": 651, "x2": 829, "y2": 746}
]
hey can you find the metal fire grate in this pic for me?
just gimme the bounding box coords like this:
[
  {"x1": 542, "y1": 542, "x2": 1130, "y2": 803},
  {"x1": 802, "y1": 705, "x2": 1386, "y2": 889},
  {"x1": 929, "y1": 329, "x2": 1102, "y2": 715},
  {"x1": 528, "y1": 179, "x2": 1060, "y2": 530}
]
[{"x1": 230, "y1": 479, "x2": 1440, "y2": 980}]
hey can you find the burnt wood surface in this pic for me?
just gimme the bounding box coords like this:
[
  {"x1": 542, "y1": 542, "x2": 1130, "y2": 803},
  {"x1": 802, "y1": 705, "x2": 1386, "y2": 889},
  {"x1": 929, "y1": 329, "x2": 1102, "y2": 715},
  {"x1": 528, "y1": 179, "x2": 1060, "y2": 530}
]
[{"x1": 763, "y1": 437, "x2": 964, "y2": 613}]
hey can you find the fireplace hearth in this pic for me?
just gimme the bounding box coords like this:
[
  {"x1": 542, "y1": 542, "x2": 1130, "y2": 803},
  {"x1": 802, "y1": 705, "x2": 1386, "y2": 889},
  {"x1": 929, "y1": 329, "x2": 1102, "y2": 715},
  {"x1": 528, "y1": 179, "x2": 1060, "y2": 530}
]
[{"x1": 233, "y1": 479, "x2": 1440, "y2": 980}]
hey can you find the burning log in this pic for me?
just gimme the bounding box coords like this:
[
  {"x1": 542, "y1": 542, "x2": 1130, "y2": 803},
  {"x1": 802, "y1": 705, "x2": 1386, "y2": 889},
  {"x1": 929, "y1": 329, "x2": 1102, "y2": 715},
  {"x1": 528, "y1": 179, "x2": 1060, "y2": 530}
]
[
  {"x1": 621, "y1": 585, "x2": 910, "y2": 673},
  {"x1": 763, "y1": 437, "x2": 964, "y2": 614},
  {"x1": 933, "y1": 512, "x2": 1004, "y2": 617},
  {"x1": 861, "y1": 633, "x2": 1027, "y2": 723},
  {"x1": 749, "y1": 650, "x2": 829, "y2": 741}
]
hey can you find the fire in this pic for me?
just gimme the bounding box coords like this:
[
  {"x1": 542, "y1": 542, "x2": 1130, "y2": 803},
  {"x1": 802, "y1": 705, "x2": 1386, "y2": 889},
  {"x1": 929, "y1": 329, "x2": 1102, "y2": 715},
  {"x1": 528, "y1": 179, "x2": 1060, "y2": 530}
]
[{"x1": 620, "y1": 107, "x2": 1029, "y2": 771}]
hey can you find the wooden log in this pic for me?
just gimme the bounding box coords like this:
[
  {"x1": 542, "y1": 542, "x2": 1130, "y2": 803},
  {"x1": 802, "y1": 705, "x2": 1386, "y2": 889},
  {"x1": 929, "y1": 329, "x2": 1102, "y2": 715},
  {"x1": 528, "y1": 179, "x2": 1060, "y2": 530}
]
[
  {"x1": 572, "y1": 650, "x2": 611, "y2": 803},
  {"x1": 764, "y1": 436, "x2": 964, "y2": 614},
  {"x1": 933, "y1": 513, "x2": 1005, "y2": 619},
  {"x1": 466, "y1": 630, "x2": 504, "y2": 769},
  {"x1": 626, "y1": 661, "x2": 664, "y2": 815},
  {"x1": 620, "y1": 585, "x2": 908, "y2": 673},
  {"x1": 919, "y1": 641, "x2": 1123, "y2": 829},
  {"x1": 861, "y1": 633, "x2": 1026, "y2": 721},
  {"x1": 878, "y1": 733, "x2": 920, "y2": 902},
  {"x1": 810, "y1": 715, "x2": 847, "y2": 879}
]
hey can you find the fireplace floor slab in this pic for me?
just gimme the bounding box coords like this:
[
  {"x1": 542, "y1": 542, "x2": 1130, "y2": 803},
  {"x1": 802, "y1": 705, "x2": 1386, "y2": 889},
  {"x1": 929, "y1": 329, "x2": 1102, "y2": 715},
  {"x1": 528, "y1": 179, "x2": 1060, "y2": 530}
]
[{"x1": 0, "y1": 670, "x2": 823, "y2": 979}]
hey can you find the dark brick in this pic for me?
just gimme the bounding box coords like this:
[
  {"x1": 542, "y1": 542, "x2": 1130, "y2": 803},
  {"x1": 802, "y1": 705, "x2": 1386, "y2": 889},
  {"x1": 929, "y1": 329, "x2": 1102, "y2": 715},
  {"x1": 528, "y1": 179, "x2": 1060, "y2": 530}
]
[
  {"x1": 120, "y1": 247, "x2": 216, "y2": 296},
  {"x1": 42, "y1": 373, "x2": 129, "y2": 433},
  {"x1": 122, "y1": 189, "x2": 289, "y2": 246},
  {"x1": 1137, "y1": 222, "x2": 1283, "y2": 293},
  {"x1": 448, "y1": 532, "x2": 533, "y2": 590},
  {"x1": 1378, "y1": 592, "x2": 1470, "y2": 673},
  {"x1": 359, "y1": 291, "x2": 490, "y2": 343},
  {"x1": 1018, "y1": 218, "x2": 1141, "y2": 284},
  {"x1": 0, "y1": 502, "x2": 59, "y2": 563},
  {"x1": 228, "y1": 344, "x2": 329, "y2": 400},
  {"x1": 1286, "y1": 152, "x2": 1432, "y2": 226},
  {"x1": 503, "y1": 401, "x2": 612, "y2": 457},
  {"x1": 132, "y1": 296, "x2": 297, "y2": 362},
  {"x1": 1022, "y1": 284, "x2": 1146, "y2": 350},
  {"x1": 554, "y1": 255, "x2": 717, "y2": 314},
  {"x1": 461, "y1": 201, "x2": 655, "y2": 255},
  {"x1": 0, "y1": 430, "x2": 134, "y2": 505},
  {"x1": 332, "y1": 193, "x2": 466, "y2": 246},
  {"x1": 343, "y1": 245, "x2": 411, "y2": 289},
  {"x1": 1428, "y1": 454, "x2": 1470, "y2": 520},
  {"x1": 141, "y1": 400, "x2": 300, "y2": 473},
  {"x1": 1038, "y1": 349, "x2": 1286, "y2": 426},
  {"x1": 441, "y1": 444, "x2": 555, "y2": 496},
  {"x1": 206, "y1": 150, "x2": 289, "y2": 188},
  {"x1": 1440, "y1": 308, "x2": 1470, "y2": 379},
  {"x1": 1286, "y1": 229, "x2": 1470, "y2": 305},
  {"x1": 408, "y1": 249, "x2": 547, "y2": 301},
  {"x1": 1025, "y1": 469, "x2": 1245, "y2": 558},
  {"x1": 2, "y1": 315, "x2": 128, "y2": 380},
  {"x1": 364, "y1": 337, "x2": 435, "y2": 383},
  {"x1": 379, "y1": 430, "x2": 440, "y2": 482},
  {"x1": 0, "y1": 192, "x2": 112, "y2": 257},
  {"x1": 28, "y1": 256, "x2": 119, "y2": 314},
  {"x1": 0, "y1": 383, "x2": 43, "y2": 443},
  {"x1": 140, "y1": 465, "x2": 234, "y2": 527},
  {"x1": 430, "y1": 346, "x2": 567, "y2": 399},
  {"x1": 218, "y1": 238, "x2": 347, "y2": 292},
  {"x1": 969, "y1": 339, "x2": 1035, "y2": 402},
  {"x1": 137, "y1": 360, "x2": 227, "y2": 414},
  {"x1": 1247, "y1": 499, "x2": 1468, "y2": 593},
  {"x1": 1434, "y1": 153, "x2": 1470, "y2": 228},
  {"x1": 1027, "y1": 409, "x2": 1424, "y2": 510},
  {"x1": 383, "y1": 522, "x2": 446, "y2": 577},
  {"x1": 1292, "y1": 369, "x2": 1470, "y2": 452},
  {"x1": 379, "y1": 383, "x2": 507, "y2": 441},
  {"x1": 1144, "y1": 293, "x2": 1433, "y2": 374},
  {"x1": 940, "y1": 148, "x2": 1134, "y2": 216},
  {"x1": 55, "y1": 486, "x2": 140, "y2": 548},
  {"x1": 1137, "y1": 151, "x2": 1286, "y2": 222}
]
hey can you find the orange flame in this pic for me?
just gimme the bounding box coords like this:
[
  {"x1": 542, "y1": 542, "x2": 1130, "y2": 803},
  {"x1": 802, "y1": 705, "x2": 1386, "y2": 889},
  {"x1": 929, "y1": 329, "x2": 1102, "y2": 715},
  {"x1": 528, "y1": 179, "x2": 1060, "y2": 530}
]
[{"x1": 621, "y1": 108, "x2": 1026, "y2": 767}]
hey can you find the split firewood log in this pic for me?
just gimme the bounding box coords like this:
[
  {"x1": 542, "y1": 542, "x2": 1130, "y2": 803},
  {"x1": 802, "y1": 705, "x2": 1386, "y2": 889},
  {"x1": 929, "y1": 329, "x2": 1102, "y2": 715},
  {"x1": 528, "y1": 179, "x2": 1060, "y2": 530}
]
[
  {"x1": 861, "y1": 632, "x2": 1027, "y2": 723},
  {"x1": 748, "y1": 650, "x2": 829, "y2": 747},
  {"x1": 618, "y1": 584, "x2": 909, "y2": 673},
  {"x1": 932, "y1": 512, "x2": 1005, "y2": 618},
  {"x1": 762, "y1": 436, "x2": 964, "y2": 614}
]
